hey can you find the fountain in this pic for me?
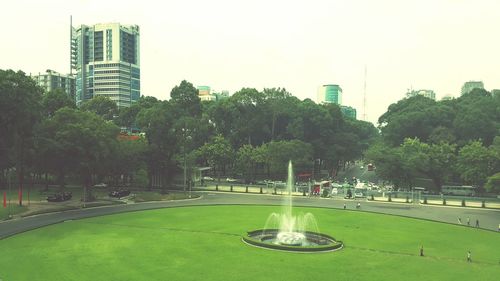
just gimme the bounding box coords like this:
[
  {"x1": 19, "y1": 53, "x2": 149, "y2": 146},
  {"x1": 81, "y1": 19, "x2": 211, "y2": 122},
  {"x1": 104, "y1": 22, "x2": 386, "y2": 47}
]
[{"x1": 243, "y1": 161, "x2": 343, "y2": 252}]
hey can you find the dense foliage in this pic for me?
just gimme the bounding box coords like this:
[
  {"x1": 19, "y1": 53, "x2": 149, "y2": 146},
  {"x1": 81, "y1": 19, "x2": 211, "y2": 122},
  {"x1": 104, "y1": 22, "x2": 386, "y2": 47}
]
[
  {"x1": 367, "y1": 90, "x2": 500, "y2": 192},
  {"x1": 0, "y1": 71, "x2": 377, "y2": 198}
]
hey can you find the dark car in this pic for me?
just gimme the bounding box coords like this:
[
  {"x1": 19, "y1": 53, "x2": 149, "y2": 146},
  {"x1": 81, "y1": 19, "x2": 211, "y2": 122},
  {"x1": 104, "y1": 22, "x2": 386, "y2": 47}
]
[
  {"x1": 109, "y1": 189, "x2": 131, "y2": 198},
  {"x1": 47, "y1": 192, "x2": 72, "y2": 202}
]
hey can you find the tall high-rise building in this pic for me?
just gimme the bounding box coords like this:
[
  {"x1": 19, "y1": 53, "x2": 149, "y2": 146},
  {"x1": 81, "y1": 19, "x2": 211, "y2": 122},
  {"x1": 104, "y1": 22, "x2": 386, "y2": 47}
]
[
  {"x1": 71, "y1": 22, "x2": 140, "y2": 108},
  {"x1": 32, "y1": 69, "x2": 75, "y2": 99},
  {"x1": 461, "y1": 81, "x2": 484, "y2": 95},
  {"x1": 317, "y1": 84, "x2": 342, "y2": 104}
]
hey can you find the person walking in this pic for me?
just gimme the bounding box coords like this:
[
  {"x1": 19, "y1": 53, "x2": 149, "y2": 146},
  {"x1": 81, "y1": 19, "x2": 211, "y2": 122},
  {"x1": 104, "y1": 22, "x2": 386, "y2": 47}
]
[
  {"x1": 467, "y1": 251, "x2": 472, "y2": 262},
  {"x1": 458, "y1": 217, "x2": 462, "y2": 225},
  {"x1": 420, "y1": 246, "x2": 424, "y2": 257},
  {"x1": 475, "y1": 219, "x2": 479, "y2": 228},
  {"x1": 467, "y1": 217, "x2": 470, "y2": 226},
  {"x1": 343, "y1": 203, "x2": 346, "y2": 210}
]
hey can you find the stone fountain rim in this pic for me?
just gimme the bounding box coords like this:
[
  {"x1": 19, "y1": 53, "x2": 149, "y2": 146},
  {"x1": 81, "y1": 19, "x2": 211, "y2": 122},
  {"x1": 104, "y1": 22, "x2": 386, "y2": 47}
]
[{"x1": 243, "y1": 229, "x2": 344, "y2": 253}]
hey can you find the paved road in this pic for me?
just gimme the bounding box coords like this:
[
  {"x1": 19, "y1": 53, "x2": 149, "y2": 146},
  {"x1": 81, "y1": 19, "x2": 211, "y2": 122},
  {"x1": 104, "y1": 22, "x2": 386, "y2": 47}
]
[{"x1": 1, "y1": 191, "x2": 499, "y2": 239}]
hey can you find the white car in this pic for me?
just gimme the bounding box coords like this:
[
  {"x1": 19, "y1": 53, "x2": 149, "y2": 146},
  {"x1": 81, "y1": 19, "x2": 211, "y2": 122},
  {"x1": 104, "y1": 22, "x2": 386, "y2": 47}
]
[
  {"x1": 354, "y1": 191, "x2": 364, "y2": 198},
  {"x1": 202, "y1": 176, "x2": 214, "y2": 181},
  {"x1": 93, "y1": 183, "x2": 108, "y2": 188},
  {"x1": 226, "y1": 178, "x2": 238, "y2": 182}
]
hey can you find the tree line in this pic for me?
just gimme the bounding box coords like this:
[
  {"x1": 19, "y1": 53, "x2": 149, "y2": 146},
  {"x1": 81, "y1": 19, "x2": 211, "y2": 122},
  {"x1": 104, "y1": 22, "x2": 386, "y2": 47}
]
[
  {"x1": 366, "y1": 89, "x2": 500, "y2": 193},
  {"x1": 0, "y1": 70, "x2": 378, "y2": 200}
]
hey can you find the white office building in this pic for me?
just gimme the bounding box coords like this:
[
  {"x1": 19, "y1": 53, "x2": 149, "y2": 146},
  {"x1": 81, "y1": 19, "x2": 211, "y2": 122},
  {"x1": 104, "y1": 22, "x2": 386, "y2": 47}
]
[{"x1": 71, "y1": 23, "x2": 140, "y2": 108}]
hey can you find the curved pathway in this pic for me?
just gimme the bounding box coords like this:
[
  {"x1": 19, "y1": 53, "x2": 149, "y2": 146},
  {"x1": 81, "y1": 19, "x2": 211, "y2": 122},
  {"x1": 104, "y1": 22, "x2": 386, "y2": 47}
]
[{"x1": 1, "y1": 191, "x2": 499, "y2": 239}]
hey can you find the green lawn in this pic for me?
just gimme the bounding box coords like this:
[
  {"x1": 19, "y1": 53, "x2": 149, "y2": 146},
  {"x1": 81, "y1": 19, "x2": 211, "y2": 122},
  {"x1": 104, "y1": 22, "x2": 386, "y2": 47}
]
[{"x1": 0, "y1": 205, "x2": 499, "y2": 281}]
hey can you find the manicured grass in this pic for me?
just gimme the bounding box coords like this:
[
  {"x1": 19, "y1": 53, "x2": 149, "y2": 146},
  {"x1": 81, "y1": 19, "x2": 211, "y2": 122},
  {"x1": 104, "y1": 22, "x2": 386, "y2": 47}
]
[{"x1": 0, "y1": 205, "x2": 499, "y2": 281}]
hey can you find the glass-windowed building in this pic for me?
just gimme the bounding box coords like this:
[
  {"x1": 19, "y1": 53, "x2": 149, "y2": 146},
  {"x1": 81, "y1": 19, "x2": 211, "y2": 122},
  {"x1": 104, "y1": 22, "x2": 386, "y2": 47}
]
[
  {"x1": 32, "y1": 69, "x2": 75, "y2": 99},
  {"x1": 461, "y1": 81, "x2": 484, "y2": 96},
  {"x1": 317, "y1": 84, "x2": 342, "y2": 105},
  {"x1": 71, "y1": 23, "x2": 140, "y2": 108}
]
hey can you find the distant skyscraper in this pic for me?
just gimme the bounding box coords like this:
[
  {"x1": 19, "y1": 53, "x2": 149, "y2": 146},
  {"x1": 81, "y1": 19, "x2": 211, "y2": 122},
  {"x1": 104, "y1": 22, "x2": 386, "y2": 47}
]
[
  {"x1": 71, "y1": 22, "x2": 140, "y2": 108},
  {"x1": 406, "y1": 89, "x2": 436, "y2": 100},
  {"x1": 32, "y1": 69, "x2": 75, "y2": 99},
  {"x1": 461, "y1": 81, "x2": 484, "y2": 95},
  {"x1": 317, "y1": 84, "x2": 342, "y2": 104},
  {"x1": 340, "y1": 105, "x2": 357, "y2": 119}
]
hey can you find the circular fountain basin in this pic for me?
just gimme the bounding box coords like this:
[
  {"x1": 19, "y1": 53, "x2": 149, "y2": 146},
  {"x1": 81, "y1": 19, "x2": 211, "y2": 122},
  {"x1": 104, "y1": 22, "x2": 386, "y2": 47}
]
[
  {"x1": 276, "y1": 232, "x2": 306, "y2": 246},
  {"x1": 243, "y1": 229, "x2": 343, "y2": 252}
]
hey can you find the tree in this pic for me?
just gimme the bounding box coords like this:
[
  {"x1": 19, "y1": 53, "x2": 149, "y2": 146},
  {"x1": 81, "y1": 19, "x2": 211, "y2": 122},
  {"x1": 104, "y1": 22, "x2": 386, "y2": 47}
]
[
  {"x1": 365, "y1": 142, "x2": 415, "y2": 189},
  {"x1": 234, "y1": 144, "x2": 257, "y2": 183},
  {"x1": 80, "y1": 96, "x2": 118, "y2": 121},
  {"x1": 36, "y1": 108, "x2": 119, "y2": 199},
  {"x1": 170, "y1": 80, "x2": 201, "y2": 117},
  {"x1": 197, "y1": 135, "x2": 234, "y2": 181},
  {"x1": 485, "y1": 173, "x2": 500, "y2": 193},
  {"x1": 136, "y1": 101, "x2": 178, "y2": 189},
  {"x1": 456, "y1": 141, "x2": 497, "y2": 187},
  {"x1": 400, "y1": 138, "x2": 456, "y2": 191},
  {"x1": 0, "y1": 70, "x2": 42, "y2": 204},
  {"x1": 41, "y1": 89, "x2": 75, "y2": 117}
]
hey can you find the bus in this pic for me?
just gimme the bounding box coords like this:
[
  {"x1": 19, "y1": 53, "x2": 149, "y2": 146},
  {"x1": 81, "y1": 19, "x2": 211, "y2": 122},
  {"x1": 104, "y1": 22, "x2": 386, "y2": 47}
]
[{"x1": 441, "y1": 185, "x2": 476, "y2": 196}]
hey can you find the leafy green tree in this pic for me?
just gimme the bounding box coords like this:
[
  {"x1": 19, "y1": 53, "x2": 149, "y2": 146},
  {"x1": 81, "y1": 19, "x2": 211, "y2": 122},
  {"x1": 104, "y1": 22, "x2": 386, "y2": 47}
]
[
  {"x1": 456, "y1": 141, "x2": 498, "y2": 187},
  {"x1": 0, "y1": 70, "x2": 42, "y2": 204},
  {"x1": 107, "y1": 138, "x2": 148, "y2": 186},
  {"x1": 197, "y1": 135, "x2": 234, "y2": 181},
  {"x1": 41, "y1": 89, "x2": 75, "y2": 117},
  {"x1": 401, "y1": 138, "x2": 456, "y2": 191},
  {"x1": 136, "y1": 101, "x2": 178, "y2": 189},
  {"x1": 265, "y1": 140, "x2": 313, "y2": 179},
  {"x1": 365, "y1": 142, "x2": 415, "y2": 189},
  {"x1": 170, "y1": 80, "x2": 201, "y2": 117},
  {"x1": 234, "y1": 144, "x2": 257, "y2": 183},
  {"x1": 36, "y1": 108, "x2": 119, "y2": 198},
  {"x1": 485, "y1": 172, "x2": 500, "y2": 193},
  {"x1": 80, "y1": 96, "x2": 118, "y2": 121}
]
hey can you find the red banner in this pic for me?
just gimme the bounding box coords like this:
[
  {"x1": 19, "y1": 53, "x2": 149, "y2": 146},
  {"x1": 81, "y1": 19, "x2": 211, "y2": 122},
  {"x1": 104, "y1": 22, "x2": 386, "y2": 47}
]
[{"x1": 3, "y1": 192, "x2": 6, "y2": 208}]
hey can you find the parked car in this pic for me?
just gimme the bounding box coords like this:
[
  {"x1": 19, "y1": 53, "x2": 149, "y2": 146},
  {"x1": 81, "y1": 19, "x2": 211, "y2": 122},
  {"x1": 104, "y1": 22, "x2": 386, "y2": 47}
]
[
  {"x1": 202, "y1": 176, "x2": 214, "y2": 181},
  {"x1": 354, "y1": 191, "x2": 365, "y2": 198},
  {"x1": 226, "y1": 178, "x2": 238, "y2": 182},
  {"x1": 93, "y1": 183, "x2": 108, "y2": 188},
  {"x1": 47, "y1": 192, "x2": 72, "y2": 202},
  {"x1": 109, "y1": 189, "x2": 131, "y2": 198}
]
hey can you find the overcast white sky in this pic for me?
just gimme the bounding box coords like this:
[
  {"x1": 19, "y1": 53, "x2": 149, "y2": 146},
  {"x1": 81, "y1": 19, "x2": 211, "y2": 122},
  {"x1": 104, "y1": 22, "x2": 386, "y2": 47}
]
[{"x1": 2, "y1": 0, "x2": 499, "y2": 124}]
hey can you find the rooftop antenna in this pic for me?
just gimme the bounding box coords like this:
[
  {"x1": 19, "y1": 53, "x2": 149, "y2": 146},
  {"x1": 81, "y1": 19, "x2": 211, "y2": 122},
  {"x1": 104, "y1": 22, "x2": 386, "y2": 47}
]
[{"x1": 363, "y1": 65, "x2": 367, "y2": 121}]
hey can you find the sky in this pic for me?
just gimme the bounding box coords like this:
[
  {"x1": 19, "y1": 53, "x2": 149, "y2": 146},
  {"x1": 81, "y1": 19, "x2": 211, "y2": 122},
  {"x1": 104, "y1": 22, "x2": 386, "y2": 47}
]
[{"x1": 2, "y1": 0, "x2": 499, "y2": 124}]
